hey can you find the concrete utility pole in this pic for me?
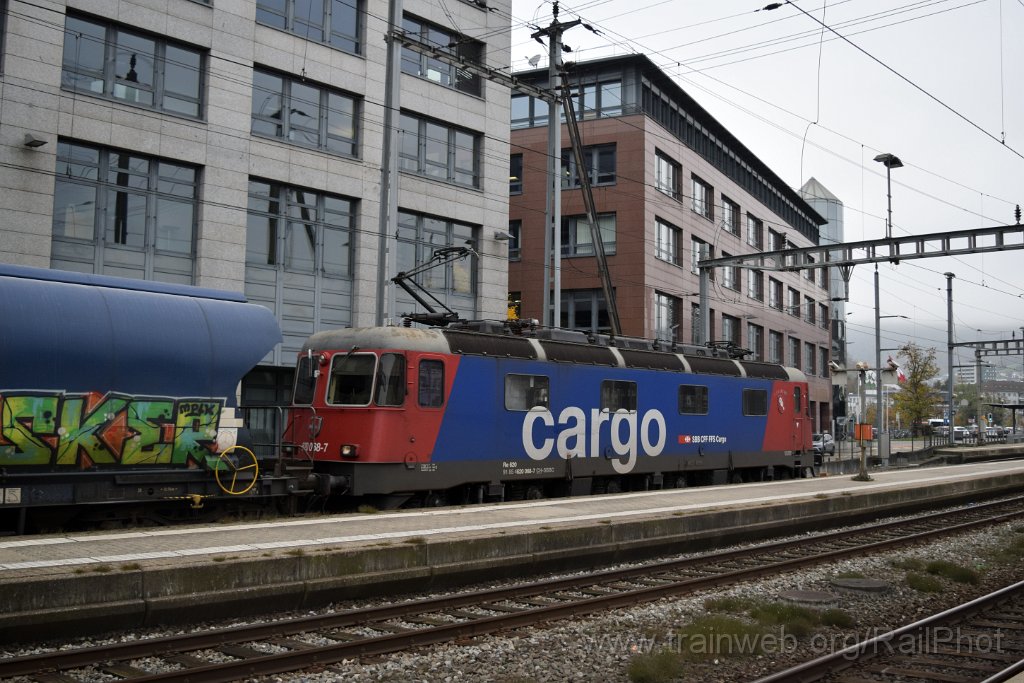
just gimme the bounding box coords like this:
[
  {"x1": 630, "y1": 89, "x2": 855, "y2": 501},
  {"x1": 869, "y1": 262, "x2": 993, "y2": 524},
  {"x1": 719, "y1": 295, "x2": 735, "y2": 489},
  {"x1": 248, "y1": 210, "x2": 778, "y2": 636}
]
[
  {"x1": 946, "y1": 272, "x2": 956, "y2": 446},
  {"x1": 532, "y1": 3, "x2": 579, "y2": 329},
  {"x1": 375, "y1": 0, "x2": 404, "y2": 326}
]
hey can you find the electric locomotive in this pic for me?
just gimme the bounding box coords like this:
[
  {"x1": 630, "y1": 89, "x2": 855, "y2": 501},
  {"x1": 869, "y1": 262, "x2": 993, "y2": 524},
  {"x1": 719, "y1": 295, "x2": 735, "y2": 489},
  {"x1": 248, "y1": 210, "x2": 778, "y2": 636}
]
[{"x1": 286, "y1": 321, "x2": 814, "y2": 507}]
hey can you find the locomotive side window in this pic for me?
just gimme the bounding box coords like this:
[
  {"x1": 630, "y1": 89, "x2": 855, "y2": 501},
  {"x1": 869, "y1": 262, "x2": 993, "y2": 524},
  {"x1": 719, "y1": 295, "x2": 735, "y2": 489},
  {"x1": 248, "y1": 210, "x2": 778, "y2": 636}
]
[
  {"x1": 327, "y1": 353, "x2": 375, "y2": 405},
  {"x1": 505, "y1": 374, "x2": 550, "y2": 411},
  {"x1": 601, "y1": 380, "x2": 637, "y2": 412},
  {"x1": 793, "y1": 386, "x2": 804, "y2": 414},
  {"x1": 418, "y1": 359, "x2": 445, "y2": 407},
  {"x1": 678, "y1": 385, "x2": 708, "y2": 414},
  {"x1": 293, "y1": 355, "x2": 316, "y2": 405},
  {"x1": 742, "y1": 388, "x2": 768, "y2": 416},
  {"x1": 374, "y1": 353, "x2": 406, "y2": 406}
]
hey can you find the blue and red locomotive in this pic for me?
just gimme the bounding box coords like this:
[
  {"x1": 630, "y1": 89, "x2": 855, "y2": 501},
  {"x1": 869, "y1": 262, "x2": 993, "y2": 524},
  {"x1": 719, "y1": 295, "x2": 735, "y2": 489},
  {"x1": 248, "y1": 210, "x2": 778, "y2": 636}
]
[
  {"x1": 286, "y1": 322, "x2": 814, "y2": 507},
  {"x1": 0, "y1": 264, "x2": 813, "y2": 531}
]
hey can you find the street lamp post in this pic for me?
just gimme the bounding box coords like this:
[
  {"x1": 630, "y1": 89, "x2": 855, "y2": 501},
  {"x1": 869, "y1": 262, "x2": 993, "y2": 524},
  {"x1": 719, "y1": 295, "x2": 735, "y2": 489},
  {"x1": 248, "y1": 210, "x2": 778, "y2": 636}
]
[{"x1": 873, "y1": 153, "x2": 903, "y2": 463}]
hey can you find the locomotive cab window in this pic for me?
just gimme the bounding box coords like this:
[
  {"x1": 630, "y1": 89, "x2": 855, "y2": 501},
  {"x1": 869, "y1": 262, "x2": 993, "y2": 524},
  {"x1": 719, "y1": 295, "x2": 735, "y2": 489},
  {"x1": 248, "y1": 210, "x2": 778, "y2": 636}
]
[
  {"x1": 505, "y1": 374, "x2": 550, "y2": 411},
  {"x1": 742, "y1": 388, "x2": 768, "y2": 416},
  {"x1": 293, "y1": 354, "x2": 316, "y2": 405},
  {"x1": 793, "y1": 386, "x2": 804, "y2": 414},
  {"x1": 375, "y1": 353, "x2": 406, "y2": 406},
  {"x1": 327, "y1": 353, "x2": 376, "y2": 406},
  {"x1": 419, "y1": 359, "x2": 445, "y2": 408},
  {"x1": 601, "y1": 380, "x2": 637, "y2": 412},
  {"x1": 679, "y1": 385, "x2": 708, "y2": 414}
]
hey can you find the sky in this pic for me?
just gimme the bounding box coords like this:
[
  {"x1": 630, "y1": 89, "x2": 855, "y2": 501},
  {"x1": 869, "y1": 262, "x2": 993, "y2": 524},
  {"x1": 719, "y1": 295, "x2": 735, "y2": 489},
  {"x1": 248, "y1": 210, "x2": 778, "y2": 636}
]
[{"x1": 505, "y1": 0, "x2": 1024, "y2": 373}]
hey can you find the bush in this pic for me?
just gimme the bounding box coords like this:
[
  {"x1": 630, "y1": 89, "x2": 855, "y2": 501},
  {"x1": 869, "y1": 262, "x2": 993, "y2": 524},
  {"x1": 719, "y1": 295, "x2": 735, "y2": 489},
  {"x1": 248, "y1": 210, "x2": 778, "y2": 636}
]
[
  {"x1": 906, "y1": 572, "x2": 944, "y2": 592},
  {"x1": 926, "y1": 560, "x2": 979, "y2": 585},
  {"x1": 627, "y1": 648, "x2": 680, "y2": 683}
]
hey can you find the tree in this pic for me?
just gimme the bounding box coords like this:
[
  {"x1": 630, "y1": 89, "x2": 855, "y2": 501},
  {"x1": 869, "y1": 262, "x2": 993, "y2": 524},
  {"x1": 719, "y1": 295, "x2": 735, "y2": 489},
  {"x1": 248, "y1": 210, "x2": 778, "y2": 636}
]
[{"x1": 890, "y1": 342, "x2": 941, "y2": 435}]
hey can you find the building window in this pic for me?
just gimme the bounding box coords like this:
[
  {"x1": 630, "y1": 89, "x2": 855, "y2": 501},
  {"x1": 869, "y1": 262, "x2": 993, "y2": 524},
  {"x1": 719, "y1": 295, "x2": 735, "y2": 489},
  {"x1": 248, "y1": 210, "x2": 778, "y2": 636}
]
[
  {"x1": 655, "y1": 218, "x2": 680, "y2": 265},
  {"x1": 255, "y1": 0, "x2": 361, "y2": 54},
  {"x1": 251, "y1": 68, "x2": 359, "y2": 156},
  {"x1": 244, "y1": 179, "x2": 355, "y2": 363},
  {"x1": 722, "y1": 314, "x2": 740, "y2": 345},
  {"x1": 768, "y1": 278, "x2": 783, "y2": 310},
  {"x1": 399, "y1": 113, "x2": 480, "y2": 188},
  {"x1": 396, "y1": 211, "x2": 478, "y2": 319},
  {"x1": 509, "y1": 154, "x2": 523, "y2": 194},
  {"x1": 691, "y1": 175, "x2": 713, "y2": 220},
  {"x1": 401, "y1": 15, "x2": 482, "y2": 96},
  {"x1": 51, "y1": 140, "x2": 198, "y2": 282},
  {"x1": 746, "y1": 214, "x2": 763, "y2": 249},
  {"x1": 561, "y1": 213, "x2": 616, "y2": 256},
  {"x1": 805, "y1": 255, "x2": 816, "y2": 281},
  {"x1": 61, "y1": 14, "x2": 204, "y2": 117},
  {"x1": 769, "y1": 330, "x2": 783, "y2": 364},
  {"x1": 804, "y1": 295, "x2": 815, "y2": 324},
  {"x1": 557, "y1": 289, "x2": 611, "y2": 334},
  {"x1": 510, "y1": 94, "x2": 549, "y2": 129},
  {"x1": 748, "y1": 269, "x2": 764, "y2": 302},
  {"x1": 769, "y1": 228, "x2": 786, "y2": 251},
  {"x1": 691, "y1": 302, "x2": 701, "y2": 344},
  {"x1": 721, "y1": 252, "x2": 739, "y2": 291},
  {"x1": 819, "y1": 303, "x2": 829, "y2": 329},
  {"x1": 508, "y1": 220, "x2": 521, "y2": 260},
  {"x1": 655, "y1": 291, "x2": 678, "y2": 342},
  {"x1": 722, "y1": 196, "x2": 740, "y2": 236},
  {"x1": 562, "y1": 144, "x2": 616, "y2": 188},
  {"x1": 691, "y1": 236, "x2": 713, "y2": 276},
  {"x1": 804, "y1": 342, "x2": 816, "y2": 375},
  {"x1": 246, "y1": 179, "x2": 354, "y2": 274},
  {"x1": 655, "y1": 151, "x2": 680, "y2": 199},
  {"x1": 565, "y1": 79, "x2": 622, "y2": 119},
  {"x1": 819, "y1": 347, "x2": 829, "y2": 378},
  {"x1": 747, "y1": 323, "x2": 764, "y2": 361},
  {"x1": 788, "y1": 287, "x2": 800, "y2": 317},
  {"x1": 788, "y1": 336, "x2": 801, "y2": 368},
  {"x1": 818, "y1": 267, "x2": 828, "y2": 289}
]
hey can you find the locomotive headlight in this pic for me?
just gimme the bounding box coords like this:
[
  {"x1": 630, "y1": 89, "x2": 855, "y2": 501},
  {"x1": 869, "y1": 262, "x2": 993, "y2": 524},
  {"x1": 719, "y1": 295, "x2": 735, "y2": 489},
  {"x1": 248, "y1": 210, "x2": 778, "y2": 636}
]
[{"x1": 340, "y1": 444, "x2": 358, "y2": 458}]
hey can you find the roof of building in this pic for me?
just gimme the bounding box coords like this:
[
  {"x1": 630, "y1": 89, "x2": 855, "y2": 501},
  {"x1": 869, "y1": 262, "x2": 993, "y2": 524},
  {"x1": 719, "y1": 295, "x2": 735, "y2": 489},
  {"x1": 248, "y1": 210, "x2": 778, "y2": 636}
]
[
  {"x1": 514, "y1": 53, "x2": 826, "y2": 230},
  {"x1": 0, "y1": 264, "x2": 282, "y2": 404},
  {"x1": 800, "y1": 177, "x2": 843, "y2": 203}
]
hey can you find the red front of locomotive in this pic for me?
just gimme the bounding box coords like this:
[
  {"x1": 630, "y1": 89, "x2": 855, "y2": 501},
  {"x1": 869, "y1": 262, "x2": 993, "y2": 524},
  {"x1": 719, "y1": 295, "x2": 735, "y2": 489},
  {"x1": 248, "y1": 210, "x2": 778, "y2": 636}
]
[{"x1": 284, "y1": 328, "x2": 457, "y2": 468}]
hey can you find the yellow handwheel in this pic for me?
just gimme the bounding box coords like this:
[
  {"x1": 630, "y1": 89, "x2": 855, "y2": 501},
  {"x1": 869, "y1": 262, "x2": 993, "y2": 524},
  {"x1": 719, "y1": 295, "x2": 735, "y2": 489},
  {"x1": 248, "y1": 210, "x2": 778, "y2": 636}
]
[{"x1": 215, "y1": 445, "x2": 259, "y2": 495}]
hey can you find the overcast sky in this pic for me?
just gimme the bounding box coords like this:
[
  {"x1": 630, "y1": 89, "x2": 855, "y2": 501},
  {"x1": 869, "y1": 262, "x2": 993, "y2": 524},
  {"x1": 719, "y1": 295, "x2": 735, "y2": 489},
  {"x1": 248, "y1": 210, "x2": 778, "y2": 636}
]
[{"x1": 506, "y1": 0, "x2": 1024, "y2": 371}]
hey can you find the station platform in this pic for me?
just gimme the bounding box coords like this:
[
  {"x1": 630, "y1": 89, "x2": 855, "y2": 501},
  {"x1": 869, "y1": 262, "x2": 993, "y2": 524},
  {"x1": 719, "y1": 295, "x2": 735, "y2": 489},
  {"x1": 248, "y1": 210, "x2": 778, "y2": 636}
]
[{"x1": 2, "y1": 459, "x2": 1024, "y2": 643}]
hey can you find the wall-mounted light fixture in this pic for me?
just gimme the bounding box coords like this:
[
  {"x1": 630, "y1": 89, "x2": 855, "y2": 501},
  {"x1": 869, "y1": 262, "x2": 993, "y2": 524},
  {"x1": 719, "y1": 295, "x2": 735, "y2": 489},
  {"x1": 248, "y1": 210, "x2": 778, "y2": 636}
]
[
  {"x1": 23, "y1": 134, "x2": 47, "y2": 149},
  {"x1": 493, "y1": 230, "x2": 512, "y2": 241}
]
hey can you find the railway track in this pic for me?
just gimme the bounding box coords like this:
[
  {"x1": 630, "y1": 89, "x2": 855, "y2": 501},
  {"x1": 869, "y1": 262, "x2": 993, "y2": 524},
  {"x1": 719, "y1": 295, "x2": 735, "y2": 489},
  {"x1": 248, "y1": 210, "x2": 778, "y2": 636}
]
[
  {"x1": 4, "y1": 496, "x2": 1024, "y2": 682},
  {"x1": 753, "y1": 579, "x2": 1024, "y2": 683}
]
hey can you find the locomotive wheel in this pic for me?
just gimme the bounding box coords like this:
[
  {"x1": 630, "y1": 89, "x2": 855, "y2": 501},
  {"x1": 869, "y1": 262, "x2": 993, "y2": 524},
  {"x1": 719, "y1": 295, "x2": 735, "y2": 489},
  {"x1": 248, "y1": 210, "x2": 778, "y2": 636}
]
[
  {"x1": 605, "y1": 479, "x2": 622, "y2": 495},
  {"x1": 215, "y1": 446, "x2": 259, "y2": 495},
  {"x1": 422, "y1": 491, "x2": 447, "y2": 508},
  {"x1": 524, "y1": 484, "x2": 544, "y2": 500}
]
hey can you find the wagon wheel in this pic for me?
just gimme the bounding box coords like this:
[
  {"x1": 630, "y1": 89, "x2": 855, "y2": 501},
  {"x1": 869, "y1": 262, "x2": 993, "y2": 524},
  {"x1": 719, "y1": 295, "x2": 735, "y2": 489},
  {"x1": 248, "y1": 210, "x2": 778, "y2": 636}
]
[{"x1": 215, "y1": 446, "x2": 259, "y2": 495}]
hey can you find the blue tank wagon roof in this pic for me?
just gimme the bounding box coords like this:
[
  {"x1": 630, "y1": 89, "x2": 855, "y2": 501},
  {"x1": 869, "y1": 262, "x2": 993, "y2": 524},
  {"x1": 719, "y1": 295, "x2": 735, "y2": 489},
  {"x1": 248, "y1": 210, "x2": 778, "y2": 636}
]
[{"x1": 0, "y1": 265, "x2": 281, "y2": 404}]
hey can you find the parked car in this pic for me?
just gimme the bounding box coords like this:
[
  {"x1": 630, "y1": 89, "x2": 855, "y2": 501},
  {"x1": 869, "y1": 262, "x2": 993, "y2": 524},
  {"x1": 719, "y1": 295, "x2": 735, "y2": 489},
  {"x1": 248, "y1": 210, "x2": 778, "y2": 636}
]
[
  {"x1": 953, "y1": 426, "x2": 968, "y2": 440},
  {"x1": 812, "y1": 433, "x2": 835, "y2": 463}
]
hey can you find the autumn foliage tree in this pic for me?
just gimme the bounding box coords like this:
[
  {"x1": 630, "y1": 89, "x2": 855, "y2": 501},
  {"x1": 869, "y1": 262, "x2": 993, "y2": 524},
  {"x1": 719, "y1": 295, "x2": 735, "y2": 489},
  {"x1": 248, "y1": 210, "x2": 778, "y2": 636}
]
[{"x1": 891, "y1": 342, "x2": 941, "y2": 435}]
